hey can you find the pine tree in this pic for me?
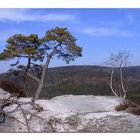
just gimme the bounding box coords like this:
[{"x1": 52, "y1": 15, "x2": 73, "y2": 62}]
[
  {"x1": 35, "y1": 27, "x2": 82, "y2": 99},
  {"x1": 0, "y1": 34, "x2": 44, "y2": 78},
  {"x1": 0, "y1": 27, "x2": 83, "y2": 100}
]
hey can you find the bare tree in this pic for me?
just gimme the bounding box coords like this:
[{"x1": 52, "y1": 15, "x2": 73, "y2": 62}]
[
  {"x1": 106, "y1": 53, "x2": 118, "y2": 97},
  {"x1": 115, "y1": 51, "x2": 130, "y2": 98},
  {"x1": 106, "y1": 51, "x2": 130, "y2": 98}
]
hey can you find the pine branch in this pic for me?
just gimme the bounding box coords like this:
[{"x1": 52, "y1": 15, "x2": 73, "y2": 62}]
[{"x1": 26, "y1": 72, "x2": 40, "y2": 83}]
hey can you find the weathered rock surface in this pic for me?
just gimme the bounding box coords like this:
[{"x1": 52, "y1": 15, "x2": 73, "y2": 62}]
[{"x1": 0, "y1": 88, "x2": 140, "y2": 133}]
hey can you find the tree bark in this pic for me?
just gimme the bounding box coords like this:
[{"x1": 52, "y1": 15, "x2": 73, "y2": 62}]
[
  {"x1": 35, "y1": 56, "x2": 51, "y2": 100},
  {"x1": 26, "y1": 72, "x2": 40, "y2": 83},
  {"x1": 26, "y1": 57, "x2": 31, "y2": 73},
  {"x1": 34, "y1": 44, "x2": 60, "y2": 100},
  {"x1": 110, "y1": 67, "x2": 118, "y2": 97},
  {"x1": 22, "y1": 57, "x2": 31, "y2": 97},
  {"x1": 120, "y1": 65, "x2": 127, "y2": 98}
]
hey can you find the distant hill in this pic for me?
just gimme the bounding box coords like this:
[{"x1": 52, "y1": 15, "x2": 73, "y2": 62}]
[{"x1": 0, "y1": 65, "x2": 140, "y2": 104}]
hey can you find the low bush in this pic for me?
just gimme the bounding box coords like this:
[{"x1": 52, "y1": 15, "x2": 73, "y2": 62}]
[
  {"x1": 115, "y1": 100, "x2": 137, "y2": 111},
  {"x1": 115, "y1": 100, "x2": 140, "y2": 116},
  {"x1": 0, "y1": 80, "x2": 26, "y2": 97}
]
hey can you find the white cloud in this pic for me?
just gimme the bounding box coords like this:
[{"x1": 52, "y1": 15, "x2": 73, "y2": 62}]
[
  {"x1": 0, "y1": 9, "x2": 76, "y2": 22},
  {"x1": 81, "y1": 27, "x2": 133, "y2": 37}
]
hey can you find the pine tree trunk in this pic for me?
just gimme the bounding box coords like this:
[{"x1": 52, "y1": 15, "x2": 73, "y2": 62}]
[
  {"x1": 34, "y1": 46, "x2": 58, "y2": 100},
  {"x1": 35, "y1": 56, "x2": 51, "y2": 100},
  {"x1": 26, "y1": 57, "x2": 31, "y2": 73},
  {"x1": 22, "y1": 57, "x2": 31, "y2": 97}
]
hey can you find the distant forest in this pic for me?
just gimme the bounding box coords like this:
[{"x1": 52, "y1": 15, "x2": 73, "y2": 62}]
[{"x1": 0, "y1": 65, "x2": 140, "y2": 104}]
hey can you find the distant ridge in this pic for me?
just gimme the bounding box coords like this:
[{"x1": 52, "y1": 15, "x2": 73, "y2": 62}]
[{"x1": 0, "y1": 65, "x2": 140, "y2": 104}]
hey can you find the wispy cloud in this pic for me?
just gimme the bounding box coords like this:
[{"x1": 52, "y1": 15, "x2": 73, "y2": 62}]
[
  {"x1": 0, "y1": 9, "x2": 76, "y2": 22},
  {"x1": 81, "y1": 27, "x2": 133, "y2": 37}
]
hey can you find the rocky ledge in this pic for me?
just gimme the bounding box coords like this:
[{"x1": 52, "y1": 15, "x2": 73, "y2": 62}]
[{"x1": 0, "y1": 88, "x2": 140, "y2": 132}]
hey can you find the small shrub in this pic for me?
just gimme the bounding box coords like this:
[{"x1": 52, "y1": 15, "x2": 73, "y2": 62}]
[
  {"x1": 0, "y1": 80, "x2": 26, "y2": 97},
  {"x1": 115, "y1": 100, "x2": 140, "y2": 116},
  {"x1": 115, "y1": 103, "x2": 127, "y2": 111},
  {"x1": 115, "y1": 100, "x2": 138, "y2": 111}
]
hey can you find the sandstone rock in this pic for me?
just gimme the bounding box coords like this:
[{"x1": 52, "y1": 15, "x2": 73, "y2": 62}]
[{"x1": 0, "y1": 88, "x2": 140, "y2": 132}]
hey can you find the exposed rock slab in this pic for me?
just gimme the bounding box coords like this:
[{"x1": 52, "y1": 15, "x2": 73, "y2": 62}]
[{"x1": 0, "y1": 88, "x2": 140, "y2": 132}]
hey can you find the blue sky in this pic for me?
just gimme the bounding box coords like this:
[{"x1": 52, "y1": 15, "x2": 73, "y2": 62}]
[{"x1": 0, "y1": 8, "x2": 140, "y2": 72}]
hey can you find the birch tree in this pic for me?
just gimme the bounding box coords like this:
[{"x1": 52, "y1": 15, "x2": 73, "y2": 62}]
[
  {"x1": 106, "y1": 51, "x2": 130, "y2": 98},
  {"x1": 115, "y1": 51, "x2": 130, "y2": 98},
  {"x1": 106, "y1": 53, "x2": 118, "y2": 97}
]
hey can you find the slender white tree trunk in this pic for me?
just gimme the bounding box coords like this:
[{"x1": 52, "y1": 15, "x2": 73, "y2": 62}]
[
  {"x1": 120, "y1": 65, "x2": 127, "y2": 98},
  {"x1": 110, "y1": 67, "x2": 118, "y2": 97}
]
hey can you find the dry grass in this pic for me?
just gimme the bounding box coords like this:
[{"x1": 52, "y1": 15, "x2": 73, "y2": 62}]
[
  {"x1": 115, "y1": 100, "x2": 140, "y2": 116},
  {"x1": 115, "y1": 100, "x2": 137, "y2": 111},
  {"x1": 127, "y1": 106, "x2": 140, "y2": 115},
  {"x1": 0, "y1": 80, "x2": 26, "y2": 97}
]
